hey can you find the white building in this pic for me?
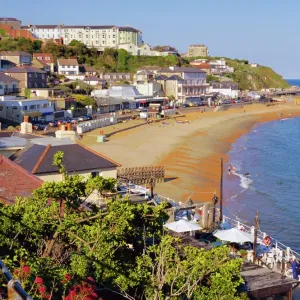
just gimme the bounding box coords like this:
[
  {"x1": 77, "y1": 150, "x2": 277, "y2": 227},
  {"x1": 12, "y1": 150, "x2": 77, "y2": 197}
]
[
  {"x1": 24, "y1": 25, "x2": 63, "y2": 40},
  {"x1": 0, "y1": 96, "x2": 54, "y2": 123},
  {"x1": 24, "y1": 25, "x2": 141, "y2": 51},
  {"x1": 209, "y1": 81, "x2": 239, "y2": 98},
  {"x1": 135, "y1": 82, "x2": 163, "y2": 97},
  {"x1": 57, "y1": 58, "x2": 79, "y2": 75},
  {"x1": 210, "y1": 58, "x2": 234, "y2": 74}
]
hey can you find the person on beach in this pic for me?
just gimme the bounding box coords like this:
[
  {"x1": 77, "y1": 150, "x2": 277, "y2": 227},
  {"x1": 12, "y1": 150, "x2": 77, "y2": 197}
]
[{"x1": 228, "y1": 165, "x2": 232, "y2": 175}]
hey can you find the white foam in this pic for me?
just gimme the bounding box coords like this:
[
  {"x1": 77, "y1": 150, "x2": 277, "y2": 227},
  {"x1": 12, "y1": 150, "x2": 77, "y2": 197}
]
[
  {"x1": 232, "y1": 170, "x2": 253, "y2": 189},
  {"x1": 280, "y1": 118, "x2": 291, "y2": 121}
]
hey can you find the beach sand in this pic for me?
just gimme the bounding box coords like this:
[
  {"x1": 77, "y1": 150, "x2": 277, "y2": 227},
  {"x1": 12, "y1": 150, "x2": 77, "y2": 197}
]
[{"x1": 80, "y1": 103, "x2": 300, "y2": 202}]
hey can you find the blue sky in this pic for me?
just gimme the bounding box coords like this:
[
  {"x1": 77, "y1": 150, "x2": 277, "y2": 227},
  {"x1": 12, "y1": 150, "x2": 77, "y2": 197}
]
[{"x1": 5, "y1": 0, "x2": 299, "y2": 78}]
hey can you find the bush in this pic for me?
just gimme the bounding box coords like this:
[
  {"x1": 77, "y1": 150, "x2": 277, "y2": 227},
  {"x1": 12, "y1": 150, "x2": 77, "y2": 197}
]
[{"x1": 7, "y1": 126, "x2": 16, "y2": 131}]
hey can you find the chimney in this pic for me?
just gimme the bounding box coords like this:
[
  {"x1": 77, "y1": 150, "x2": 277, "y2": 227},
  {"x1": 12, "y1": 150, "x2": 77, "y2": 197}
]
[{"x1": 20, "y1": 115, "x2": 32, "y2": 134}]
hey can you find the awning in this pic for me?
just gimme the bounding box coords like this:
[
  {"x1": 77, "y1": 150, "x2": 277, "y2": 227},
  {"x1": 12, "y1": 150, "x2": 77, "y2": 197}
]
[{"x1": 23, "y1": 111, "x2": 42, "y2": 117}]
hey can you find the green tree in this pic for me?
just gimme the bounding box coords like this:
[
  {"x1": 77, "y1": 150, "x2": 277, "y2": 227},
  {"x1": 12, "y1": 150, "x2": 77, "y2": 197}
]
[
  {"x1": 0, "y1": 152, "x2": 246, "y2": 299},
  {"x1": 116, "y1": 49, "x2": 130, "y2": 72}
]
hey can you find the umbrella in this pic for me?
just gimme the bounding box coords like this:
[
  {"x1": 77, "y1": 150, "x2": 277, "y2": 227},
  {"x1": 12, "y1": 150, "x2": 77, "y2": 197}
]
[
  {"x1": 213, "y1": 228, "x2": 254, "y2": 243},
  {"x1": 164, "y1": 220, "x2": 201, "y2": 233}
]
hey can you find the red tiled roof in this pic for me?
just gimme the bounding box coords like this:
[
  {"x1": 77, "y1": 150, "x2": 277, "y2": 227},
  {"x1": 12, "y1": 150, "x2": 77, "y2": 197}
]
[
  {"x1": 0, "y1": 155, "x2": 43, "y2": 204},
  {"x1": 0, "y1": 25, "x2": 35, "y2": 41},
  {"x1": 193, "y1": 63, "x2": 210, "y2": 69},
  {"x1": 57, "y1": 58, "x2": 79, "y2": 66},
  {"x1": 33, "y1": 53, "x2": 54, "y2": 64}
]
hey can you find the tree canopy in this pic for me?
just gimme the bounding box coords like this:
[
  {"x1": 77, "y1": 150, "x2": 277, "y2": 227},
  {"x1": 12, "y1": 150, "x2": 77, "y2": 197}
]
[{"x1": 0, "y1": 153, "x2": 246, "y2": 299}]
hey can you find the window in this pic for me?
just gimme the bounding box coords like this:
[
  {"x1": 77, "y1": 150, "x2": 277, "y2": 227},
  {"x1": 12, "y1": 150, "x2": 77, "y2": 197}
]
[
  {"x1": 73, "y1": 65, "x2": 76, "y2": 68},
  {"x1": 0, "y1": 106, "x2": 3, "y2": 111},
  {"x1": 30, "y1": 105, "x2": 36, "y2": 110},
  {"x1": 28, "y1": 74, "x2": 32, "y2": 78},
  {"x1": 0, "y1": 85, "x2": 2, "y2": 89},
  {"x1": 62, "y1": 65, "x2": 65, "y2": 68},
  {"x1": 42, "y1": 103, "x2": 47, "y2": 108},
  {"x1": 23, "y1": 106, "x2": 28, "y2": 111},
  {"x1": 86, "y1": 35, "x2": 88, "y2": 38},
  {"x1": 28, "y1": 82, "x2": 32, "y2": 88},
  {"x1": 37, "y1": 104, "x2": 40, "y2": 109},
  {"x1": 91, "y1": 171, "x2": 99, "y2": 178}
]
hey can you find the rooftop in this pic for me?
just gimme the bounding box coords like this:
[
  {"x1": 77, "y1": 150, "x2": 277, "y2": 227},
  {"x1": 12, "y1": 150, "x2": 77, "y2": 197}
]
[
  {"x1": 0, "y1": 155, "x2": 43, "y2": 204},
  {"x1": 166, "y1": 75, "x2": 184, "y2": 81},
  {"x1": 5, "y1": 66, "x2": 46, "y2": 74},
  {"x1": 57, "y1": 58, "x2": 79, "y2": 66},
  {"x1": 0, "y1": 18, "x2": 21, "y2": 22},
  {"x1": 33, "y1": 53, "x2": 54, "y2": 63},
  {"x1": 241, "y1": 262, "x2": 297, "y2": 299},
  {"x1": 0, "y1": 51, "x2": 31, "y2": 57},
  {"x1": 159, "y1": 67, "x2": 206, "y2": 74},
  {"x1": 11, "y1": 143, "x2": 121, "y2": 175},
  {"x1": 0, "y1": 72, "x2": 19, "y2": 83}
]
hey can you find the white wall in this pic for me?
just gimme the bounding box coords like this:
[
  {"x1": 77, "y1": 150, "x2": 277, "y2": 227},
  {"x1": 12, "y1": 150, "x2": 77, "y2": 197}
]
[
  {"x1": 58, "y1": 64, "x2": 79, "y2": 75},
  {"x1": 77, "y1": 116, "x2": 117, "y2": 134},
  {"x1": 38, "y1": 168, "x2": 117, "y2": 182}
]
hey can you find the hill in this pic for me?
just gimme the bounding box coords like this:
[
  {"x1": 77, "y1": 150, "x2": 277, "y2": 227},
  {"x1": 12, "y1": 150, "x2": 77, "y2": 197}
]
[{"x1": 225, "y1": 60, "x2": 290, "y2": 90}]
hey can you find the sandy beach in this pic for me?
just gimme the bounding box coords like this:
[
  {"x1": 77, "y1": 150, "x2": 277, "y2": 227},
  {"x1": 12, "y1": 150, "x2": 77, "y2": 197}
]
[{"x1": 80, "y1": 103, "x2": 300, "y2": 202}]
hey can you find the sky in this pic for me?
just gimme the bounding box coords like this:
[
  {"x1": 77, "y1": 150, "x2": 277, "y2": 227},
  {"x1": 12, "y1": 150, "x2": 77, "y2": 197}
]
[{"x1": 5, "y1": 0, "x2": 300, "y2": 78}]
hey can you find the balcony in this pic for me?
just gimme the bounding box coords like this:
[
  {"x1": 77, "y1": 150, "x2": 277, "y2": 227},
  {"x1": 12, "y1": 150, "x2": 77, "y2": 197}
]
[{"x1": 4, "y1": 88, "x2": 20, "y2": 95}]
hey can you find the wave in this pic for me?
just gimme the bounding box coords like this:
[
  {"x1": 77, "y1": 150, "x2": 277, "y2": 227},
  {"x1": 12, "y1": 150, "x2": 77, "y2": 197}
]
[
  {"x1": 280, "y1": 118, "x2": 293, "y2": 121},
  {"x1": 232, "y1": 169, "x2": 253, "y2": 189}
]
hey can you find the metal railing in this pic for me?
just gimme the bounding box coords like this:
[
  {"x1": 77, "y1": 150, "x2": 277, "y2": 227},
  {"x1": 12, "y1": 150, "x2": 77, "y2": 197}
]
[
  {"x1": 0, "y1": 260, "x2": 32, "y2": 300},
  {"x1": 223, "y1": 215, "x2": 300, "y2": 260}
]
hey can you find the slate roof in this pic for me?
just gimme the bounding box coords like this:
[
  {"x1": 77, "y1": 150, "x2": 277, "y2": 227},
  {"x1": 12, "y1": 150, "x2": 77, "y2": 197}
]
[
  {"x1": 5, "y1": 66, "x2": 46, "y2": 74},
  {"x1": 166, "y1": 75, "x2": 184, "y2": 81},
  {"x1": 0, "y1": 155, "x2": 43, "y2": 204},
  {"x1": 0, "y1": 72, "x2": 19, "y2": 83},
  {"x1": 159, "y1": 67, "x2": 206, "y2": 73},
  {"x1": 11, "y1": 143, "x2": 120, "y2": 175},
  {"x1": 0, "y1": 18, "x2": 20, "y2": 22},
  {"x1": 0, "y1": 51, "x2": 31, "y2": 57},
  {"x1": 155, "y1": 75, "x2": 168, "y2": 81},
  {"x1": 118, "y1": 26, "x2": 139, "y2": 32}
]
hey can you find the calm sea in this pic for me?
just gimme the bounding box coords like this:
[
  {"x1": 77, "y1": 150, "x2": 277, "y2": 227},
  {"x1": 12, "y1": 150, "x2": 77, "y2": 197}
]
[
  {"x1": 224, "y1": 118, "x2": 300, "y2": 252},
  {"x1": 286, "y1": 79, "x2": 300, "y2": 86}
]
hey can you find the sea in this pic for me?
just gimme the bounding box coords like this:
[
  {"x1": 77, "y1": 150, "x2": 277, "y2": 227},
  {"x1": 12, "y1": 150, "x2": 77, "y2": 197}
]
[
  {"x1": 286, "y1": 79, "x2": 300, "y2": 87},
  {"x1": 224, "y1": 117, "x2": 300, "y2": 252}
]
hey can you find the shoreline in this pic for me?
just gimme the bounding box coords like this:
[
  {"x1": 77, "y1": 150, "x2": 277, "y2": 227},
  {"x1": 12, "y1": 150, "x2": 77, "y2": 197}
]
[{"x1": 80, "y1": 103, "x2": 300, "y2": 202}]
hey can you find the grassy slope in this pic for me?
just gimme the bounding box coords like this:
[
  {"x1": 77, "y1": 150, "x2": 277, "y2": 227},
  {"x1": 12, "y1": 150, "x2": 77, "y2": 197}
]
[{"x1": 226, "y1": 60, "x2": 290, "y2": 90}]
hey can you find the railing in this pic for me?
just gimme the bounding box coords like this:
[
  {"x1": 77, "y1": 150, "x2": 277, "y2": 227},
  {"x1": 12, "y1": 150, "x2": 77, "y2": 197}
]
[
  {"x1": 0, "y1": 260, "x2": 32, "y2": 299},
  {"x1": 223, "y1": 215, "x2": 300, "y2": 260}
]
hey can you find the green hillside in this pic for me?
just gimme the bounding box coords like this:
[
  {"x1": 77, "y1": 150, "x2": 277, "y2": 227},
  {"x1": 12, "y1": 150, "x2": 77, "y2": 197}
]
[{"x1": 226, "y1": 60, "x2": 290, "y2": 90}]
